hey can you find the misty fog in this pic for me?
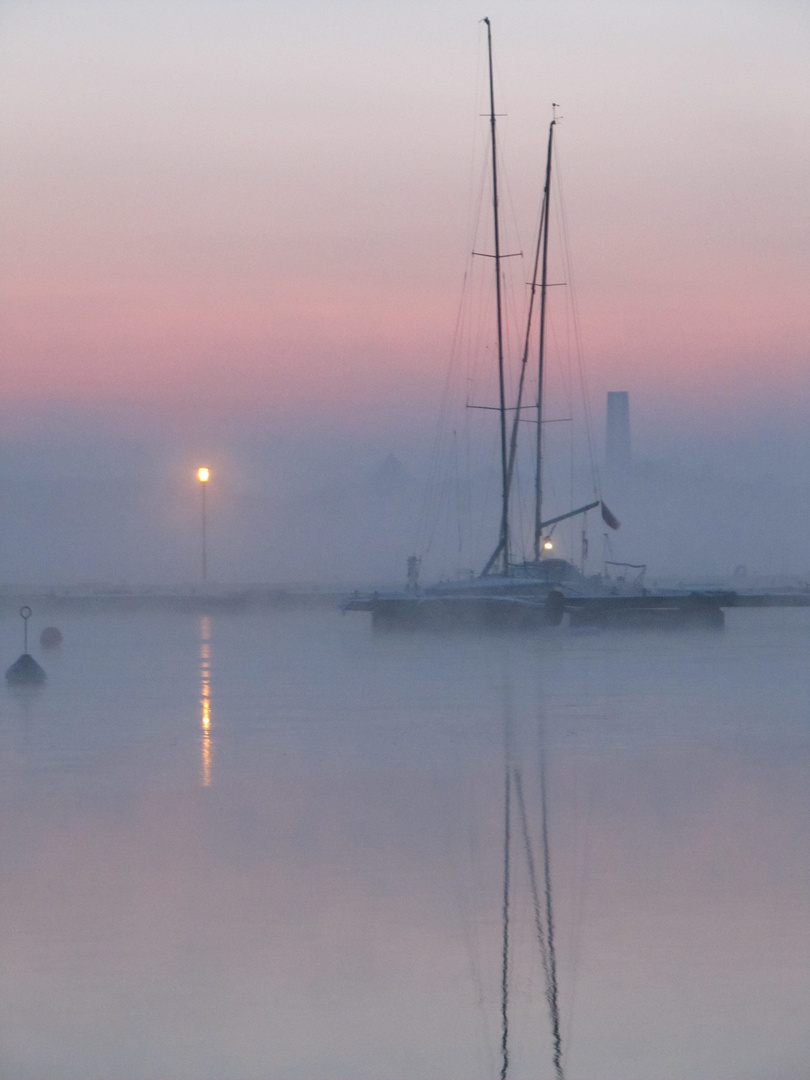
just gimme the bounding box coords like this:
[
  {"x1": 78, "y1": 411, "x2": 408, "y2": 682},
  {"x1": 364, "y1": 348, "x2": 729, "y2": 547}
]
[
  {"x1": 2, "y1": 395, "x2": 810, "y2": 590},
  {"x1": 3, "y1": 4, "x2": 810, "y2": 1079}
]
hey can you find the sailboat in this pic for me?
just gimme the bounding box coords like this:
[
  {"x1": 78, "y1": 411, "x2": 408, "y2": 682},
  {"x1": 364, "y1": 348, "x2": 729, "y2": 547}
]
[{"x1": 344, "y1": 21, "x2": 729, "y2": 630}]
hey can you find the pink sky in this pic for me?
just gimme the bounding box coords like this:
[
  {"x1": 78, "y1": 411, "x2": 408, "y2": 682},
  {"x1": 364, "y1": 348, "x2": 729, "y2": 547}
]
[{"x1": 1, "y1": 0, "x2": 809, "y2": 441}]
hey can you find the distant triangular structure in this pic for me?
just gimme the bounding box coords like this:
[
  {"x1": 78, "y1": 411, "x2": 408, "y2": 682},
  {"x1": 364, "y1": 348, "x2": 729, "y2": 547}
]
[{"x1": 371, "y1": 454, "x2": 407, "y2": 489}]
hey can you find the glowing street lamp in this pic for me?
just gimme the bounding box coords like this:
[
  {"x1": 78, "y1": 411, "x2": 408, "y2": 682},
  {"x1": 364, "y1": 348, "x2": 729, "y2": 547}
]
[{"x1": 197, "y1": 467, "x2": 210, "y2": 582}]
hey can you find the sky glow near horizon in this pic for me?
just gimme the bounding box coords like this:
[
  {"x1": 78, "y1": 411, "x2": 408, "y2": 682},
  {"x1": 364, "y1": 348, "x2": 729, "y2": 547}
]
[
  {"x1": 1, "y1": 0, "x2": 808, "y2": 440},
  {"x1": 2, "y1": 0, "x2": 810, "y2": 585}
]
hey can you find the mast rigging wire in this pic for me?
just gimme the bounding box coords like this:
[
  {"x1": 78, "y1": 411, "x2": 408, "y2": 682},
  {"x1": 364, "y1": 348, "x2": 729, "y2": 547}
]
[{"x1": 553, "y1": 146, "x2": 601, "y2": 500}]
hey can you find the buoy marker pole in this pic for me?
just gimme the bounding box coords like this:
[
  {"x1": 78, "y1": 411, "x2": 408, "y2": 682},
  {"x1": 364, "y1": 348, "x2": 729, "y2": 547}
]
[{"x1": 20, "y1": 606, "x2": 31, "y2": 653}]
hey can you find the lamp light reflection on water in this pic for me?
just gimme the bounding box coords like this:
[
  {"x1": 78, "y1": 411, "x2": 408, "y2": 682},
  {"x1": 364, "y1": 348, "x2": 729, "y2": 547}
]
[{"x1": 200, "y1": 615, "x2": 212, "y2": 787}]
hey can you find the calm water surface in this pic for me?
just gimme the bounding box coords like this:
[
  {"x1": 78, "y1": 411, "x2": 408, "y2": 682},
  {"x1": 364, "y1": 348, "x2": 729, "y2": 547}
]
[{"x1": 0, "y1": 607, "x2": 808, "y2": 1079}]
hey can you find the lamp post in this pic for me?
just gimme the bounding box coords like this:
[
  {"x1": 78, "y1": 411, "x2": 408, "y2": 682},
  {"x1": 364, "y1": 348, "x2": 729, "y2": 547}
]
[{"x1": 197, "y1": 467, "x2": 210, "y2": 583}]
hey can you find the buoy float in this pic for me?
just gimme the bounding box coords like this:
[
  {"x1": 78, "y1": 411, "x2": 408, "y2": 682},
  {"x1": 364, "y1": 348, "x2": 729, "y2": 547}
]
[
  {"x1": 5, "y1": 606, "x2": 46, "y2": 686},
  {"x1": 6, "y1": 653, "x2": 46, "y2": 686},
  {"x1": 40, "y1": 626, "x2": 63, "y2": 649}
]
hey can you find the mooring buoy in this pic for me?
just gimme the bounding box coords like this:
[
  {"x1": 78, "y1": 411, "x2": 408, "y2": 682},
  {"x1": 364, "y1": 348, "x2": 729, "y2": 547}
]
[
  {"x1": 40, "y1": 626, "x2": 63, "y2": 649},
  {"x1": 5, "y1": 606, "x2": 46, "y2": 686}
]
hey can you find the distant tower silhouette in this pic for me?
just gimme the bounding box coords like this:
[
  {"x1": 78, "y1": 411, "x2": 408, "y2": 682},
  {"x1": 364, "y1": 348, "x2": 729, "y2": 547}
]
[{"x1": 606, "y1": 391, "x2": 631, "y2": 473}]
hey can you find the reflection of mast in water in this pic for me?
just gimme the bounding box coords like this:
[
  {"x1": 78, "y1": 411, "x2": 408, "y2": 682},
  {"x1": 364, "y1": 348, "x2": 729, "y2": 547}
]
[
  {"x1": 200, "y1": 616, "x2": 212, "y2": 787},
  {"x1": 515, "y1": 759, "x2": 563, "y2": 1080},
  {"x1": 538, "y1": 748, "x2": 563, "y2": 1080},
  {"x1": 500, "y1": 764, "x2": 511, "y2": 1080},
  {"x1": 499, "y1": 685, "x2": 514, "y2": 1080},
  {"x1": 500, "y1": 751, "x2": 564, "y2": 1078}
]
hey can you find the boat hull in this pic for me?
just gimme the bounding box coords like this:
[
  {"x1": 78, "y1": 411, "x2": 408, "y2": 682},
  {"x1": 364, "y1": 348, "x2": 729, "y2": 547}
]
[
  {"x1": 365, "y1": 590, "x2": 565, "y2": 631},
  {"x1": 345, "y1": 588, "x2": 732, "y2": 631},
  {"x1": 568, "y1": 592, "x2": 730, "y2": 630}
]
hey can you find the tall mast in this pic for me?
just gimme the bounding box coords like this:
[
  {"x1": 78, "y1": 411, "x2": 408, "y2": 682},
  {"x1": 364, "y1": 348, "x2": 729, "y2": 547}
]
[
  {"x1": 534, "y1": 114, "x2": 556, "y2": 561},
  {"x1": 484, "y1": 17, "x2": 510, "y2": 576}
]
